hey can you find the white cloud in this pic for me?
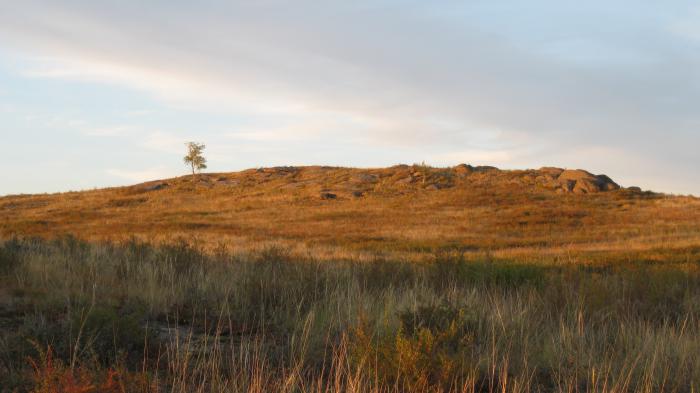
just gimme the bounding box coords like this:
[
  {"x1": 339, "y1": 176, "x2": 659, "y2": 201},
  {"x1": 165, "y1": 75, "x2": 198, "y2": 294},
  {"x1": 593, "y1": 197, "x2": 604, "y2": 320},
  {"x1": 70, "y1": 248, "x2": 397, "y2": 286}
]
[
  {"x1": 83, "y1": 125, "x2": 133, "y2": 137},
  {"x1": 669, "y1": 6, "x2": 700, "y2": 41},
  {"x1": 0, "y1": 103, "x2": 15, "y2": 113},
  {"x1": 0, "y1": 1, "x2": 699, "y2": 193},
  {"x1": 140, "y1": 131, "x2": 186, "y2": 154},
  {"x1": 106, "y1": 166, "x2": 176, "y2": 182},
  {"x1": 428, "y1": 150, "x2": 515, "y2": 167},
  {"x1": 125, "y1": 109, "x2": 154, "y2": 117}
]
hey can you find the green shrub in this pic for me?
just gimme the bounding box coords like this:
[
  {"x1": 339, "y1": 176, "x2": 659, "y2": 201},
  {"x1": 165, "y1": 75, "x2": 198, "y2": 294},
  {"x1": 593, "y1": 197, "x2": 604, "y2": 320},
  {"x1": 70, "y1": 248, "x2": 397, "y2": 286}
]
[
  {"x1": 0, "y1": 237, "x2": 22, "y2": 274},
  {"x1": 352, "y1": 302, "x2": 480, "y2": 391}
]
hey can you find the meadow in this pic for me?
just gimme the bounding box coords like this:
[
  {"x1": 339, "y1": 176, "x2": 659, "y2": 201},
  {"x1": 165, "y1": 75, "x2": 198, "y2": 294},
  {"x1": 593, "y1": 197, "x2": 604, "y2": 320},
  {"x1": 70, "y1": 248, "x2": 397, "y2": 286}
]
[
  {"x1": 1, "y1": 165, "x2": 700, "y2": 392},
  {"x1": 1, "y1": 237, "x2": 700, "y2": 392}
]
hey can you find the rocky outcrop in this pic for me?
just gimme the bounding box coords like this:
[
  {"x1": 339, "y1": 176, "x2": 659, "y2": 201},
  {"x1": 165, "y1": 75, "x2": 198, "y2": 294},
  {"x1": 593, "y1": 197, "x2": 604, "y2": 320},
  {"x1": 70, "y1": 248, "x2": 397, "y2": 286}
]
[
  {"x1": 553, "y1": 169, "x2": 620, "y2": 194},
  {"x1": 454, "y1": 164, "x2": 474, "y2": 176},
  {"x1": 141, "y1": 182, "x2": 168, "y2": 192}
]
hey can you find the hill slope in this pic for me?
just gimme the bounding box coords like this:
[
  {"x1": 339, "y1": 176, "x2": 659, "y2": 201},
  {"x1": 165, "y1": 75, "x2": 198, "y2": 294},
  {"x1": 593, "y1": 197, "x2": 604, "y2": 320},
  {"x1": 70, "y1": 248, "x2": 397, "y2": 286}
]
[{"x1": 1, "y1": 164, "x2": 699, "y2": 264}]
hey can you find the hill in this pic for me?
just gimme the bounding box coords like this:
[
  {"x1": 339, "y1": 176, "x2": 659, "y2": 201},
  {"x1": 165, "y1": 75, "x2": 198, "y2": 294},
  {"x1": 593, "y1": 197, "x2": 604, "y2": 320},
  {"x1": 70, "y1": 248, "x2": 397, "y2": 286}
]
[
  {"x1": 1, "y1": 164, "x2": 699, "y2": 264},
  {"x1": 3, "y1": 165, "x2": 700, "y2": 391}
]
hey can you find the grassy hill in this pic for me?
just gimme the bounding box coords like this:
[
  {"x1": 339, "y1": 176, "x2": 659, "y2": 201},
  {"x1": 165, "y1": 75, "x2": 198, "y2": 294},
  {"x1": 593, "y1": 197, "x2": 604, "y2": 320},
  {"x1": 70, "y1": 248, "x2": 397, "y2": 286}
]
[
  {"x1": 3, "y1": 165, "x2": 700, "y2": 392},
  {"x1": 2, "y1": 164, "x2": 699, "y2": 265}
]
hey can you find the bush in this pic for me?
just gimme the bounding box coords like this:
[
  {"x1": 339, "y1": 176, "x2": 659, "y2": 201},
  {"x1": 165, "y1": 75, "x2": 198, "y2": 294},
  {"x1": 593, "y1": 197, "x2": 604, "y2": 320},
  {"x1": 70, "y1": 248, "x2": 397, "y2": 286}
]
[
  {"x1": 69, "y1": 304, "x2": 149, "y2": 365},
  {"x1": 352, "y1": 302, "x2": 480, "y2": 391},
  {"x1": 0, "y1": 237, "x2": 22, "y2": 274}
]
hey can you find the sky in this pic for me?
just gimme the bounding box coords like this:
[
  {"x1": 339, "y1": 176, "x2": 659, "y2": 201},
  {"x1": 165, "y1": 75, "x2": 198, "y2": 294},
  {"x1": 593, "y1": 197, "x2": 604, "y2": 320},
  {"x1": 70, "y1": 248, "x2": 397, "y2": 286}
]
[{"x1": 1, "y1": 1, "x2": 699, "y2": 196}]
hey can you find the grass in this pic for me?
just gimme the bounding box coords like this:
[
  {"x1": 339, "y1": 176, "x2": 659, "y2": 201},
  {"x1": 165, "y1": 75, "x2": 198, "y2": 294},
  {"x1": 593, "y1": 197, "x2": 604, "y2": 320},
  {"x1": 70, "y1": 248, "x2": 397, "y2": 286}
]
[
  {"x1": 1, "y1": 165, "x2": 699, "y2": 266},
  {"x1": 1, "y1": 165, "x2": 700, "y2": 391},
  {"x1": 1, "y1": 237, "x2": 700, "y2": 392}
]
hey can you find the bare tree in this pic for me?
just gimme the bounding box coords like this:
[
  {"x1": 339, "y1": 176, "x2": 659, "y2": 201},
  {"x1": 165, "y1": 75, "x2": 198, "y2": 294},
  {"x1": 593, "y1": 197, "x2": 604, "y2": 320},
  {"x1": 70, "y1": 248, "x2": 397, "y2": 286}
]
[{"x1": 183, "y1": 142, "x2": 207, "y2": 182}]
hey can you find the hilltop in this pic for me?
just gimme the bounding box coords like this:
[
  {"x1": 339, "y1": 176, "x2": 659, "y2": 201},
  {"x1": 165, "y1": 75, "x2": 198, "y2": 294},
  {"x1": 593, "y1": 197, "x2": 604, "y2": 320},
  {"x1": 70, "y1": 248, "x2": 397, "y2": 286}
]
[
  {"x1": 1, "y1": 164, "x2": 699, "y2": 264},
  {"x1": 3, "y1": 164, "x2": 700, "y2": 391}
]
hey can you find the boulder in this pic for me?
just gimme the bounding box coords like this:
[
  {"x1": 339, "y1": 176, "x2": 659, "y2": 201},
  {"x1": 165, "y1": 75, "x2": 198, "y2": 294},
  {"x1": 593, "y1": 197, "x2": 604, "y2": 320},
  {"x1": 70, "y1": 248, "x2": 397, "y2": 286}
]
[
  {"x1": 354, "y1": 173, "x2": 378, "y2": 183},
  {"x1": 320, "y1": 192, "x2": 337, "y2": 200},
  {"x1": 556, "y1": 170, "x2": 620, "y2": 194},
  {"x1": 425, "y1": 183, "x2": 449, "y2": 191},
  {"x1": 454, "y1": 164, "x2": 474, "y2": 175},
  {"x1": 473, "y1": 166, "x2": 499, "y2": 173},
  {"x1": 539, "y1": 167, "x2": 564, "y2": 176},
  {"x1": 141, "y1": 182, "x2": 168, "y2": 192}
]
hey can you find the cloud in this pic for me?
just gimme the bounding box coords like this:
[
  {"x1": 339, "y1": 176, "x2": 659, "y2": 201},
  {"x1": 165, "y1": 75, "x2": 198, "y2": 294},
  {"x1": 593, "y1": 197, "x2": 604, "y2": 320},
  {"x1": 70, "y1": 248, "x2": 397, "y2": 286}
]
[
  {"x1": 669, "y1": 6, "x2": 700, "y2": 41},
  {"x1": 106, "y1": 166, "x2": 175, "y2": 183},
  {"x1": 82, "y1": 125, "x2": 133, "y2": 137},
  {"x1": 0, "y1": 1, "x2": 699, "y2": 193},
  {"x1": 125, "y1": 109, "x2": 153, "y2": 117},
  {"x1": 140, "y1": 131, "x2": 186, "y2": 154},
  {"x1": 81, "y1": 124, "x2": 188, "y2": 153},
  {"x1": 428, "y1": 150, "x2": 515, "y2": 167}
]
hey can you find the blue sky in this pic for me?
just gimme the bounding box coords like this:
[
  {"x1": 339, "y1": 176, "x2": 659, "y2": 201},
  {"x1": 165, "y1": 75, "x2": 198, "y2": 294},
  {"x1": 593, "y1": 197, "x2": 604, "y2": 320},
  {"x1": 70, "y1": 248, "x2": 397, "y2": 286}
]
[{"x1": 1, "y1": 1, "x2": 699, "y2": 195}]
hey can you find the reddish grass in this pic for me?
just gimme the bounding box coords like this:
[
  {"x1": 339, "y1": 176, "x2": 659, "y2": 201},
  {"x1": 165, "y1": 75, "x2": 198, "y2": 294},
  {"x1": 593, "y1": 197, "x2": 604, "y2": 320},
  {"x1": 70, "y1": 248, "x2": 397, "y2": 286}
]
[{"x1": 1, "y1": 165, "x2": 699, "y2": 265}]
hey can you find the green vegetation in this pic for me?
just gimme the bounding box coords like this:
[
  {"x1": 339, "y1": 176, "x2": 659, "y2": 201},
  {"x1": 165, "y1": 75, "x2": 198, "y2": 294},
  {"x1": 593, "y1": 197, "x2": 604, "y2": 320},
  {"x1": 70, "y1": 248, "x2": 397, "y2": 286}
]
[
  {"x1": 1, "y1": 237, "x2": 699, "y2": 392},
  {"x1": 183, "y1": 142, "x2": 207, "y2": 181}
]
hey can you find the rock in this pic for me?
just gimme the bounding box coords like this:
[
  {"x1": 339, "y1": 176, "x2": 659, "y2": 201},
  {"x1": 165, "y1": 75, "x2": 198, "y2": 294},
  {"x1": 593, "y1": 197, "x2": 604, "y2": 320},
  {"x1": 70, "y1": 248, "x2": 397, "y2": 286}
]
[
  {"x1": 519, "y1": 174, "x2": 536, "y2": 185},
  {"x1": 539, "y1": 167, "x2": 564, "y2": 176},
  {"x1": 535, "y1": 174, "x2": 558, "y2": 188},
  {"x1": 425, "y1": 183, "x2": 449, "y2": 191},
  {"x1": 455, "y1": 164, "x2": 474, "y2": 173},
  {"x1": 262, "y1": 166, "x2": 297, "y2": 175},
  {"x1": 352, "y1": 191, "x2": 364, "y2": 198},
  {"x1": 473, "y1": 166, "x2": 499, "y2": 173},
  {"x1": 556, "y1": 170, "x2": 620, "y2": 194},
  {"x1": 320, "y1": 192, "x2": 337, "y2": 200},
  {"x1": 142, "y1": 182, "x2": 168, "y2": 191},
  {"x1": 396, "y1": 176, "x2": 414, "y2": 184},
  {"x1": 454, "y1": 164, "x2": 474, "y2": 175},
  {"x1": 627, "y1": 186, "x2": 642, "y2": 193},
  {"x1": 561, "y1": 180, "x2": 576, "y2": 193},
  {"x1": 595, "y1": 175, "x2": 620, "y2": 191},
  {"x1": 272, "y1": 166, "x2": 297, "y2": 172},
  {"x1": 354, "y1": 173, "x2": 378, "y2": 183}
]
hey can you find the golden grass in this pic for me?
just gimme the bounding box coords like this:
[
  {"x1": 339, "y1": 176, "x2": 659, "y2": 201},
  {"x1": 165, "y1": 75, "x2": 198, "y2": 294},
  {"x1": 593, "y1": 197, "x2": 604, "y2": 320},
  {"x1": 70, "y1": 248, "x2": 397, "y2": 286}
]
[
  {"x1": 2, "y1": 237, "x2": 700, "y2": 392},
  {"x1": 1, "y1": 165, "x2": 699, "y2": 266},
  {"x1": 2, "y1": 165, "x2": 699, "y2": 392}
]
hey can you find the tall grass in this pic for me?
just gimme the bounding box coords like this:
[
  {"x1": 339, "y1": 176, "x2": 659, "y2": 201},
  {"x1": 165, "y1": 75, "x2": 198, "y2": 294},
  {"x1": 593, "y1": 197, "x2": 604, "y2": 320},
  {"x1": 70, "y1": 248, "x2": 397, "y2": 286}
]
[{"x1": 0, "y1": 237, "x2": 699, "y2": 392}]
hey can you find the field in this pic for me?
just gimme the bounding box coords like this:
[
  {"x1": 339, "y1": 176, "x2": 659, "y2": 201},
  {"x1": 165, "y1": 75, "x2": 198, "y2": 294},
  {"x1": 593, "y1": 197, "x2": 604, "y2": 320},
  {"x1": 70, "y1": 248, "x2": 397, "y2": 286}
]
[{"x1": 1, "y1": 165, "x2": 700, "y2": 392}]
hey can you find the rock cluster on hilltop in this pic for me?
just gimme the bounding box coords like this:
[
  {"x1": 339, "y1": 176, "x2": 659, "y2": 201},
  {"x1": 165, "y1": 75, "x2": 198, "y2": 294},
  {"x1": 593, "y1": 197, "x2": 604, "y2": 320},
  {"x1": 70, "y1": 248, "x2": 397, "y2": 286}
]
[
  {"x1": 126, "y1": 164, "x2": 626, "y2": 200},
  {"x1": 534, "y1": 168, "x2": 620, "y2": 194}
]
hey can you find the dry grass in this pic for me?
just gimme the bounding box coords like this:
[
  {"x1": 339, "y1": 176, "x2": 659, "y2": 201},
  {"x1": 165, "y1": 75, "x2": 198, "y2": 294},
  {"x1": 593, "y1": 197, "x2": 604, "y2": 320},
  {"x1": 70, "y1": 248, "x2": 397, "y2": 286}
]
[
  {"x1": 1, "y1": 165, "x2": 699, "y2": 265},
  {"x1": 1, "y1": 238, "x2": 700, "y2": 392},
  {"x1": 2, "y1": 165, "x2": 700, "y2": 392}
]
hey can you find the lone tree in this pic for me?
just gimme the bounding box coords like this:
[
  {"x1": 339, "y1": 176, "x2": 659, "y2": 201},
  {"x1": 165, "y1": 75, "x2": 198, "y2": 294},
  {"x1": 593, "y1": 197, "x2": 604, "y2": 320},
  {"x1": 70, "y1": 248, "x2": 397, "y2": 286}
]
[{"x1": 183, "y1": 142, "x2": 207, "y2": 181}]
